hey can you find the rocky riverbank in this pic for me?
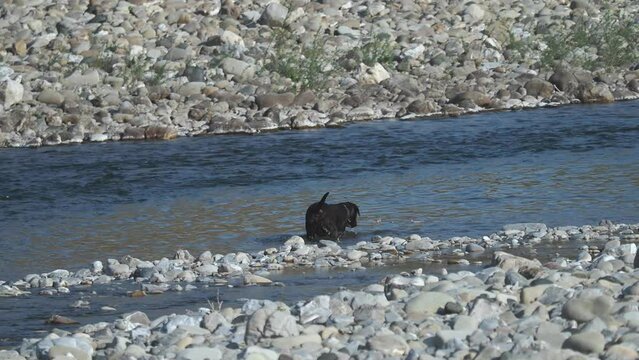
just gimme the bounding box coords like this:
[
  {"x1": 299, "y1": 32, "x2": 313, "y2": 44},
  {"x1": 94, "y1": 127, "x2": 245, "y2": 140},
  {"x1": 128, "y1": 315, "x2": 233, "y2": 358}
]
[
  {"x1": 1, "y1": 0, "x2": 638, "y2": 148},
  {"x1": 2, "y1": 221, "x2": 639, "y2": 359}
]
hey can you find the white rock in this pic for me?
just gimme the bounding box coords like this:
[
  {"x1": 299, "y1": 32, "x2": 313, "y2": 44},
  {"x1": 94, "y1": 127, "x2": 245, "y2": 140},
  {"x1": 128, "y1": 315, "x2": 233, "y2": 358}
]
[
  {"x1": 177, "y1": 347, "x2": 222, "y2": 360},
  {"x1": 4, "y1": 78, "x2": 24, "y2": 108},
  {"x1": 358, "y1": 63, "x2": 390, "y2": 84},
  {"x1": 403, "y1": 44, "x2": 425, "y2": 59},
  {"x1": 221, "y1": 30, "x2": 245, "y2": 50}
]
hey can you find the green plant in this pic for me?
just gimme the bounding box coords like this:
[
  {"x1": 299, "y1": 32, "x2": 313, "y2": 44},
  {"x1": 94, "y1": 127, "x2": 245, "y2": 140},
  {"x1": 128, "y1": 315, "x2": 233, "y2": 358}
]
[
  {"x1": 265, "y1": 27, "x2": 339, "y2": 91},
  {"x1": 147, "y1": 62, "x2": 168, "y2": 86},
  {"x1": 504, "y1": 31, "x2": 536, "y2": 62},
  {"x1": 355, "y1": 33, "x2": 395, "y2": 66},
  {"x1": 540, "y1": 10, "x2": 639, "y2": 70}
]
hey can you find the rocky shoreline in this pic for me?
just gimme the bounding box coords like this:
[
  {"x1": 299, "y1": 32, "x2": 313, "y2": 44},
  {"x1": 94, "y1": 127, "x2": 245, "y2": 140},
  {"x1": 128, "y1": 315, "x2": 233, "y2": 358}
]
[
  {"x1": 2, "y1": 221, "x2": 639, "y2": 359},
  {"x1": 1, "y1": 0, "x2": 639, "y2": 148}
]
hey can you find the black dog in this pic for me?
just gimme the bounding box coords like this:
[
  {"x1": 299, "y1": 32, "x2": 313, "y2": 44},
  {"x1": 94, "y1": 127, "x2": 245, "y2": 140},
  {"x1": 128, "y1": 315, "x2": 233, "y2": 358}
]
[{"x1": 305, "y1": 192, "x2": 360, "y2": 241}]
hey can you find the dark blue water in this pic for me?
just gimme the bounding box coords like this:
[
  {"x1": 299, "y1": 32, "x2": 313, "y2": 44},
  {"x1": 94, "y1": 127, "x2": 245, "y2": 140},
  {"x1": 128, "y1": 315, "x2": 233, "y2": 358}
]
[{"x1": 1, "y1": 102, "x2": 639, "y2": 283}]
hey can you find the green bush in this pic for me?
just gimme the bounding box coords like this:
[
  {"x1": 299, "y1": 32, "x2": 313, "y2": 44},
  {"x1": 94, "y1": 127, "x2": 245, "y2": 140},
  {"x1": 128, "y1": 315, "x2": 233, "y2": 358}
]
[
  {"x1": 356, "y1": 33, "x2": 395, "y2": 66},
  {"x1": 540, "y1": 11, "x2": 639, "y2": 70},
  {"x1": 265, "y1": 28, "x2": 339, "y2": 91}
]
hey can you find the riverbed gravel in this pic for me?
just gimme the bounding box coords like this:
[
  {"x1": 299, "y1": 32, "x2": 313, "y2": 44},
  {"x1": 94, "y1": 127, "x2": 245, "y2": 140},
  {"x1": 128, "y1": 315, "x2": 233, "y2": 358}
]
[
  {"x1": 1, "y1": 0, "x2": 638, "y2": 147},
  {"x1": 3, "y1": 221, "x2": 639, "y2": 359}
]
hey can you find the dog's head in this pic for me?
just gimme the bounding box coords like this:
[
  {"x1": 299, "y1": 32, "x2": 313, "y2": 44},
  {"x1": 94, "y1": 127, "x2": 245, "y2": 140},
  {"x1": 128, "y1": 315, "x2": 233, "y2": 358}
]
[{"x1": 344, "y1": 202, "x2": 360, "y2": 227}]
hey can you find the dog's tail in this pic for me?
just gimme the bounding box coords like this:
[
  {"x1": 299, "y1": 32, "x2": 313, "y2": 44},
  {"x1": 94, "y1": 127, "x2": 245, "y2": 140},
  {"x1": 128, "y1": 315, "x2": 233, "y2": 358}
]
[{"x1": 319, "y1": 192, "x2": 329, "y2": 206}]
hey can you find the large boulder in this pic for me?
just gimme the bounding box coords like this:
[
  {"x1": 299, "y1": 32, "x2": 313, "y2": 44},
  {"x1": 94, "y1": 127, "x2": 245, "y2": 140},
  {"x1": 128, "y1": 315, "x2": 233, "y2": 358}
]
[{"x1": 525, "y1": 78, "x2": 554, "y2": 98}]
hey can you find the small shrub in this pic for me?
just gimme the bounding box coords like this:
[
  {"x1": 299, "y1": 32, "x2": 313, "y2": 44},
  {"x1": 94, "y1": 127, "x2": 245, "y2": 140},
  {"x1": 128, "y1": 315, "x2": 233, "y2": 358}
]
[
  {"x1": 147, "y1": 62, "x2": 168, "y2": 86},
  {"x1": 356, "y1": 33, "x2": 395, "y2": 66},
  {"x1": 121, "y1": 54, "x2": 147, "y2": 84},
  {"x1": 540, "y1": 10, "x2": 639, "y2": 70},
  {"x1": 265, "y1": 27, "x2": 340, "y2": 91},
  {"x1": 504, "y1": 31, "x2": 536, "y2": 62}
]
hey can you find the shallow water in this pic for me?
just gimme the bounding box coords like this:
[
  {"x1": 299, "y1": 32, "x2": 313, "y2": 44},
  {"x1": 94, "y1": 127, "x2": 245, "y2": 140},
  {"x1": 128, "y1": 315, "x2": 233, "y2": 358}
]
[{"x1": 1, "y1": 101, "x2": 639, "y2": 346}]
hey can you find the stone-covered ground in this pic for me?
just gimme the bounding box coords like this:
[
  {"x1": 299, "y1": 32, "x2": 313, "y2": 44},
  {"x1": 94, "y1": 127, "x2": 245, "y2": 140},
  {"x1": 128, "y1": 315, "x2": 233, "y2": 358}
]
[
  {"x1": 1, "y1": 0, "x2": 638, "y2": 147},
  {"x1": 2, "y1": 222, "x2": 639, "y2": 359}
]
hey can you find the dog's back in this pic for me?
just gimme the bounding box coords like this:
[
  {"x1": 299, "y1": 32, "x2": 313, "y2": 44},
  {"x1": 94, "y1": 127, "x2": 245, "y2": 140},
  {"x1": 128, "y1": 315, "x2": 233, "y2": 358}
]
[{"x1": 305, "y1": 192, "x2": 359, "y2": 241}]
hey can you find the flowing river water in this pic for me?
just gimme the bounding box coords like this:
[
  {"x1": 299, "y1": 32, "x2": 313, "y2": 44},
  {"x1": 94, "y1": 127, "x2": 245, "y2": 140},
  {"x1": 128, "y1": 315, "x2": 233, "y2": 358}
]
[{"x1": 1, "y1": 101, "x2": 638, "y2": 346}]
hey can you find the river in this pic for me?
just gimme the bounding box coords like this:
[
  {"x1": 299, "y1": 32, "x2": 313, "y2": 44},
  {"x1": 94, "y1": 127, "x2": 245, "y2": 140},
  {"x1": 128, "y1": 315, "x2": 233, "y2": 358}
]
[{"x1": 1, "y1": 101, "x2": 638, "y2": 346}]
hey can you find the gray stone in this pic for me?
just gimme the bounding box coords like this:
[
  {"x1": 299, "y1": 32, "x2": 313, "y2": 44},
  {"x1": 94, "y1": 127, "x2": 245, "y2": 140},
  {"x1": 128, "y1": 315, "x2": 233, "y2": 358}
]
[
  {"x1": 221, "y1": 58, "x2": 256, "y2": 80},
  {"x1": 405, "y1": 239, "x2": 434, "y2": 251},
  {"x1": 562, "y1": 296, "x2": 613, "y2": 322},
  {"x1": 405, "y1": 291, "x2": 455, "y2": 318},
  {"x1": 3, "y1": 78, "x2": 24, "y2": 108},
  {"x1": 450, "y1": 90, "x2": 492, "y2": 107},
  {"x1": 62, "y1": 69, "x2": 100, "y2": 88},
  {"x1": 245, "y1": 346, "x2": 279, "y2": 360},
  {"x1": 549, "y1": 68, "x2": 579, "y2": 93},
  {"x1": 178, "y1": 82, "x2": 205, "y2": 97},
  {"x1": 259, "y1": 2, "x2": 288, "y2": 27},
  {"x1": 270, "y1": 333, "x2": 321, "y2": 349},
  {"x1": 466, "y1": 243, "x2": 485, "y2": 253},
  {"x1": 433, "y1": 330, "x2": 470, "y2": 350},
  {"x1": 106, "y1": 263, "x2": 131, "y2": 279},
  {"x1": 48, "y1": 345, "x2": 91, "y2": 360},
  {"x1": 578, "y1": 83, "x2": 614, "y2": 103},
  {"x1": 299, "y1": 295, "x2": 331, "y2": 324},
  {"x1": 604, "y1": 344, "x2": 639, "y2": 360},
  {"x1": 563, "y1": 331, "x2": 605, "y2": 354},
  {"x1": 406, "y1": 99, "x2": 440, "y2": 114},
  {"x1": 0, "y1": 350, "x2": 25, "y2": 360},
  {"x1": 521, "y1": 285, "x2": 552, "y2": 304},
  {"x1": 177, "y1": 347, "x2": 222, "y2": 360},
  {"x1": 525, "y1": 78, "x2": 554, "y2": 98},
  {"x1": 367, "y1": 334, "x2": 410, "y2": 356},
  {"x1": 492, "y1": 251, "x2": 542, "y2": 272},
  {"x1": 37, "y1": 89, "x2": 64, "y2": 106},
  {"x1": 255, "y1": 93, "x2": 295, "y2": 109}
]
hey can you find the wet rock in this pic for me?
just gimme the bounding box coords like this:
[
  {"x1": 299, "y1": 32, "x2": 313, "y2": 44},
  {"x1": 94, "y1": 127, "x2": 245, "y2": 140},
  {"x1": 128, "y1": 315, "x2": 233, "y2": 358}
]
[
  {"x1": 450, "y1": 91, "x2": 492, "y2": 107},
  {"x1": 0, "y1": 285, "x2": 29, "y2": 297},
  {"x1": 46, "y1": 315, "x2": 79, "y2": 325},
  {"x1": 577, "y1": 83, "x2": 614, "y2": 103},
  {"x1": 145, "y1": 126, "x2": 177, "y2": 140},
  {"x1": 243, "y1": 273, "x2": 272, "y2": 285},
  {"x1": 406, "y1": 99, "x2": 440, "y2": 114},
  {"x1": 466, "y1": 243, "x2": 485, "y2": 253},
  {"x1": 106, "y1": 263, "x2": 131, "y2": 279}
]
